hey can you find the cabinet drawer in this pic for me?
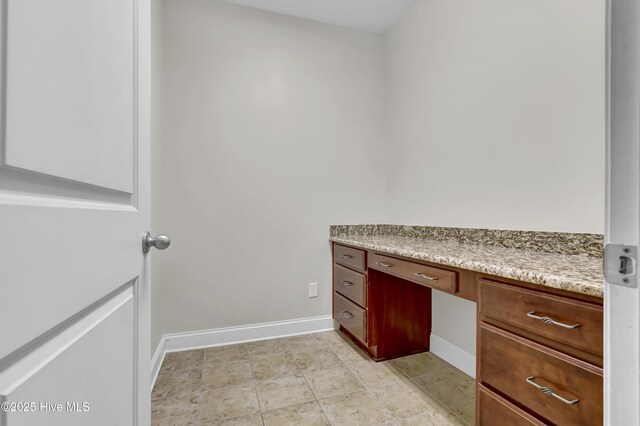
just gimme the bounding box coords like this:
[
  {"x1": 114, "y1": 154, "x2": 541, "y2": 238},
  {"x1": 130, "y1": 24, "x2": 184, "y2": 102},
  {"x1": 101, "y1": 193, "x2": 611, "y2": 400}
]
[
  {"x1": 368, "y1": 253, "x2": 457, "y2": 294},
  {"x1": 333, "y1": 292, "x2": 366, "y2": 344},
  {"x1": 479, "y1": 279, "x2": 603, "y2": 358},
  {"x1": 334, "y1": 244, "x2": 366, "y2": 272},
  {"x1": 334, "y1": 264, "x2": 367, "y2": 307},
  {"x1": 478, "y1": 385, "x2": 547, "y2": 426},
  {"x1": 479, "y1": 323, "x2": 602, "y2": 426}
]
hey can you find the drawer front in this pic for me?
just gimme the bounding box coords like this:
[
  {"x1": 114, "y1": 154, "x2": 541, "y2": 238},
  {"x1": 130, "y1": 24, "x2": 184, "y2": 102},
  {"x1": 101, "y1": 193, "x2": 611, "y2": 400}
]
[
  {"x1": 478, "y1": 385, "x2": 547, "y2": 426},
  {"x1": 479, "y1": 279, "x2": 603, "y2": 358},
  {"x1": 368, "y1": 253, "x2": 457, "y2": 294},
  {"x1": 479, "y1": 323, "x2": 602, "y2": 426},
  {"x1": 334, "y1": 244, "x2": 366, "y2": 272},
  {"x1": 333, "y1": 292, "x2": 366, "y2": 344},
  {"x1": 334, "y1": 264, "x2": 367, "y2": 307}
]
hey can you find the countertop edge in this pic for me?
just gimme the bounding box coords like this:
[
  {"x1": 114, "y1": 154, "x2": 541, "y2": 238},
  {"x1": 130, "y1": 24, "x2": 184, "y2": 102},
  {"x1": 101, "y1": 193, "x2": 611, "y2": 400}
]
[{"x1": 330, "y1": 236, "x2": 604, "y2": 299}]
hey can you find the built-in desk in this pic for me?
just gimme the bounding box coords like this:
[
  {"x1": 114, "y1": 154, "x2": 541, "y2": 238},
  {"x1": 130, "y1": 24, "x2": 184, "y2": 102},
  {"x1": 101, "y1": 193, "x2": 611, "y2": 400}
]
[{"x1": 330, "y1": 226, "x2": 604, "y2": 426}]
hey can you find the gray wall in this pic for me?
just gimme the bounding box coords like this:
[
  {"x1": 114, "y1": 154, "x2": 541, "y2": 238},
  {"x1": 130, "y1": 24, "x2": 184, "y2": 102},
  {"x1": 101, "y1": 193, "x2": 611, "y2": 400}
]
[
  {"x1": 151, "y1": 0, "x2": 164, "y2": 353},
  {"x1": 152, "y1": 0, "x2": 606, "y2": 359},
  {"x1": 385, "y1": 0, "x2": 606, "y2": 354},
  {"x1": 154, "y1": 0, "x2": 387, "y2": 338}
]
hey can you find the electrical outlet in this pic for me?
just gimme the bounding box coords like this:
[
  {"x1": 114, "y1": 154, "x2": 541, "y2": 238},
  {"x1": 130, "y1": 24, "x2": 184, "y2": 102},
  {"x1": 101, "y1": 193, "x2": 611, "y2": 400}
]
[{"x1": 308, "y1": 282, "x2": 318, "y2": 298}]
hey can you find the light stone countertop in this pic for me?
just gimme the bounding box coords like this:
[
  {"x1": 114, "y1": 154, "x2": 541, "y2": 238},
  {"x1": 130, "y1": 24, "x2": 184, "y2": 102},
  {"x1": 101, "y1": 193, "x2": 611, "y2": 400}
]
[{"x1": 330, "y1": 234, "x2": 604, "y2": 298}]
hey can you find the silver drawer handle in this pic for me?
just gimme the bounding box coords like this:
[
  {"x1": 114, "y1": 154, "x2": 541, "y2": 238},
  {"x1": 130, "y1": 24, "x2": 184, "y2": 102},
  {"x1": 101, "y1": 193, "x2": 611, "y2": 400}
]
[
  {"x1": 376, "y1": 261, "x2": 393, "y2": 268},
  {"x1": 414, "y1": 272, "x2": 438, "y2": 281},
  {"x1": 340, "y1": 311, "x2": 354, "y2": 319},
  {"x1": 526, "y1": 311, "x2": 580, "y2": 329},
  {"x1": 341, "y1": 254, "x2": 353, "y2": 259},
  {"x1": 525, "y1": 376, "x2": 579, "y2": 405},
  {"x1": 340, "y1": 280, "x2": 354, "y2": 287}
]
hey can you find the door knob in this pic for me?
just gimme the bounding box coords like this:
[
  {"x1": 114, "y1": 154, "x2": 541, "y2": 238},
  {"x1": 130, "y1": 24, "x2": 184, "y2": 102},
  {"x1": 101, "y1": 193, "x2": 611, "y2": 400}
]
[{"x1": 142, "y1": 232, "x2": 171, "y2": 254}]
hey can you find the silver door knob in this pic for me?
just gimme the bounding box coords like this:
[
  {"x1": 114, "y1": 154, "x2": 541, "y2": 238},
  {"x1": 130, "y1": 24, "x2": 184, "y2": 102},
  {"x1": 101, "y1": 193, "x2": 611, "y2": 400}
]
[{"x1": 142, "y1": 232, "x2": 171, "y2": 254}]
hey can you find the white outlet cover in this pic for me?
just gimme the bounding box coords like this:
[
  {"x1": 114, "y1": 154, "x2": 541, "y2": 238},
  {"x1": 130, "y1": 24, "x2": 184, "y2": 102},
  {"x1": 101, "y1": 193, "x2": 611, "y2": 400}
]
[{"x1": 309, "y1": 282, "x2": 318, "y2": 298}]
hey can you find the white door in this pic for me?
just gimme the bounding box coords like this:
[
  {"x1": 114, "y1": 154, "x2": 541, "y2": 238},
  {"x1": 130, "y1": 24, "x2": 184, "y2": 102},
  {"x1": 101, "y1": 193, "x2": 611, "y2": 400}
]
[
  {"x1": 606, "y1": 0, "x2": 640, "y2": 424},
  {"x1": 0, "y1": 0, "x2": 151, "y2": 425}
]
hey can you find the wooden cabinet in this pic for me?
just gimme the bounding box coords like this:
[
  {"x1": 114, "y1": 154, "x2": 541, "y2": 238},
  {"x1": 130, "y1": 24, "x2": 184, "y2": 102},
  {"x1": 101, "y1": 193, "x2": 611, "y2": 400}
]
[
  {"x1": 333, "y1": 292, "x2": 367, "y2": 343},
  {"x1": 479, "y1": 323, "x2": 602, "y2": 426},
  {"x1": 332, "y1": 243, "x2": 431, "y2": 360},
  {"x1": 331, "y1": 242, "x2": 603, "y2": 426},
  {"x1": 334, "y1": 264, "x2": 367, "y2": 307},
  {"x1": 479, "y1": 279, "x2": 603, "y2": 361},
  {"x1": 477, "y1": 385, "x2": 546, "y2": 426},
  {"x1": 334, "y1": 244, "x2": 366, "y2": 272},
  {"x1": 478, "y1": 279, "x2": 603, "y2": 426},
  {"x1": 332, "y1": 243, "x2": 369, "y2": 348},
  {"x1": 369, "y1": 252, "x2": 458, "y2": 294}
]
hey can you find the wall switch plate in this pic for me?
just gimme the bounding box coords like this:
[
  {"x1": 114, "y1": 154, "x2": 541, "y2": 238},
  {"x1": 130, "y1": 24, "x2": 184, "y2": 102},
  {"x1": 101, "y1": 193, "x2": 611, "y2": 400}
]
[{"x1": 309, "y1": 282, "x2": 318, "y2": 298}]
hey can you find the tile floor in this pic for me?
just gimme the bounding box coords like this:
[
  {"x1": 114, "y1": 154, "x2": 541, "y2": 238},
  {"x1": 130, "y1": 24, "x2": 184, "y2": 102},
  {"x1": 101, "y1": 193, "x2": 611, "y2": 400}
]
[{"x1": 152, "y1": 331, "x2": 476, "y2": 425}]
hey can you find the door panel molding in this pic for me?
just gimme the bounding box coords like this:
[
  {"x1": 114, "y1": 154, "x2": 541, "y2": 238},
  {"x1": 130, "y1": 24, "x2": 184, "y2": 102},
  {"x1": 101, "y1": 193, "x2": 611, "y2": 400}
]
[
  {"x1": 0, "y1": 0, "x2": 139, "y2": 203},
  {"x1": 0, "y1": 282, "x2": 135, "y2": 388},
  {"x1": 0, "y1": 284, "x2": 135, "y2": 425},
  {"x1": 0, "y1": 166, "x2": 133, "y2": 205}
]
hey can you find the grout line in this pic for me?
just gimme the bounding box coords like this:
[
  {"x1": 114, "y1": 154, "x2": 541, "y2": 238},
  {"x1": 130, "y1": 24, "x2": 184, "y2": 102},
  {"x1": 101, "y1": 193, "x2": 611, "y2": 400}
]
[
  {"x1": 288, "y1": 334, "x2": 335, "y2": 425},
  {"x1": 154, "y1": 331, "x2": 474, "y2": 425},
  {"x1": 243, "y1": 348, "x2": 265, "y2": 425},
  {"x1": 244, "y1": 341, "x2": 261, "y2": 423},
  {"x1": 401, "y1": 363, "x2": 475, "y2": 425},
  {"x1": 329, "y1": 338, "x2": 398, "y2": 421},
  {"x1": 196, "y1": 352, "x2": 204, "y2": 425},
  {"x1": 333, "y1": 335, "x2": 474, "y2": 424}
]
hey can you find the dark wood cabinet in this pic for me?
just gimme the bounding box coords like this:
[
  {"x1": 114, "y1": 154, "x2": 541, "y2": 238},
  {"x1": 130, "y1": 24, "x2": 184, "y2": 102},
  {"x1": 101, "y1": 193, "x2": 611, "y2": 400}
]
[
  {"x1": 334, "y1": 263, "x2": 367, "y2": 307},
  {"x1": 367, "y1": 269, "x2": 431, "y2": 360},
  {"x1": 477, "y1": 385, "x2": 546, "y2": 426},
  {"x1": 333, "y1": 292, "x2": 367, "y2": 344},
  {"x1": 332, "y1": 243, "x2": 431, "y2": 361},
  {"x1": 478, "y1": 279, "x2": 603, "y2": 425},
  {"x1": 331, "y1": 242, "x2": 603, "y2": 425},
  {"x1": 479, "y1": 279, "x2": 603, "y2": 358},
  {"x1": 334, "y1": 244, "x2": 366, "y2": 272},
  {"x1": 479, "y1": 323, "x2": 602, "y2": 426},
  {"x1": 368, "y1": 252, "x2": 458, "y2": 294}
]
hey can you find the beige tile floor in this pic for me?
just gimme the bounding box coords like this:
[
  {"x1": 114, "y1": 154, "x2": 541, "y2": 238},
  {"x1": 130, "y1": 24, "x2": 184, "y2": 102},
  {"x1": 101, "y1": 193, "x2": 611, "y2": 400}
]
[{"x1": 152, "y1": 331, "x2": 475, "y2": 426}]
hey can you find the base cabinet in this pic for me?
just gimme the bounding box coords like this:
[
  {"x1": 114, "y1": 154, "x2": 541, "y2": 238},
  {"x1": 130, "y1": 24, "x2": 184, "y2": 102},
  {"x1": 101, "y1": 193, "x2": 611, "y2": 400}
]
[
  {"x1": 478, "y1": 279, "x2": 603, "y2": 426},
  {"x1": 332, "y1": 243, "x2": 432, "y2": 360},
  {"x1": 477, "y1": 385, "x2": 546, "y2": 426},
  {"x1": 331, "y1": 243, "x2": 604, "y2": 426}
]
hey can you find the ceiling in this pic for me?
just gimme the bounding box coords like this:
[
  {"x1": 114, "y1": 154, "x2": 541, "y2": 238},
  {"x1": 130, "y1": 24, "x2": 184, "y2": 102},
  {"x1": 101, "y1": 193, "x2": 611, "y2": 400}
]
[{"x1": 218, "y1": 0, "x2": 415, "y2": 34}]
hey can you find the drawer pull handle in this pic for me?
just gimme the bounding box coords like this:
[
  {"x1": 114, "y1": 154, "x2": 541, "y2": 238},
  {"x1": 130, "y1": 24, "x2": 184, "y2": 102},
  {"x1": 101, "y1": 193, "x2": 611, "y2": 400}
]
[
  {"x1": 526, "y1": 311, "x2": 580, "y2": 329},
  {"x1": 340, "y1": 311, "x2": 354, "y2": 319},
  {"x1": 340, "y1": 280, "x2": 354, "y2": 287},
  {"x1": 376, "y1": 261, "x2": 393, "y2": 268},
  {"x1": 341, "y1": 254, "x2": 353, "y2": 259},
  {"x1": 525, "y1": 376, "x2": 579, "y2": 405},
  {"x1": 414, "y1": 272, "x2": 438, "y2": 281}
]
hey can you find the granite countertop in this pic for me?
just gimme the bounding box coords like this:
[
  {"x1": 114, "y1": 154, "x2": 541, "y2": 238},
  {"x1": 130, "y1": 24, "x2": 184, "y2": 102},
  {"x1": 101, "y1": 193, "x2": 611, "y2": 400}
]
[{"x1": 330, "y1": 226, "x2": 604, "y2": 298}]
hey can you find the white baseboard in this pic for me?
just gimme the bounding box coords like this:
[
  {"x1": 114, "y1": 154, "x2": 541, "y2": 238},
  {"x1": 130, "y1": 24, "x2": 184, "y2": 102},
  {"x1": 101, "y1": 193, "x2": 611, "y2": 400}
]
[
  {"x1": 150, "y1": 338, "x2": 167, "y2": 389},
  {"x1": 430, "y1": 333, "x2": 476, "y2": 378},
  {"x1": 150, "y1": 318, "x2": 474, "y2": 389},
  {"x1": 150, "y1": 315, "x2": 335, "y2": 389}
]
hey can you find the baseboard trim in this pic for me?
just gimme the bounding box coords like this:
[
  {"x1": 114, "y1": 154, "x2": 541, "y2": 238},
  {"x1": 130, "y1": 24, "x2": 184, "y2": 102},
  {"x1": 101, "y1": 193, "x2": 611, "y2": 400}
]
[
  {"x1": 150, "y1": 319, "x2": 475, "y2": 388},
  {"x1": 150, "y1": 337, "x2": 166, "y2": 389},
  {"x1": 430, "y1": 333, "x2": 476, "y2": 378},
  {"x1": 150, "y1": 315, "x2": 335, "y2": 389}
]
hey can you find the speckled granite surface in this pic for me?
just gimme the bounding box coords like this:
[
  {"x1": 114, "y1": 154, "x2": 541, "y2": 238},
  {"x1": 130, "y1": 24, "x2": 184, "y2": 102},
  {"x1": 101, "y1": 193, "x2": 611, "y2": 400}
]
[
  {"x1": 330, "y1": 226, "x2": 604, "y2": 298},
  {"x1": 330, "y1": 225, "x2": 603, "y2": 258}
]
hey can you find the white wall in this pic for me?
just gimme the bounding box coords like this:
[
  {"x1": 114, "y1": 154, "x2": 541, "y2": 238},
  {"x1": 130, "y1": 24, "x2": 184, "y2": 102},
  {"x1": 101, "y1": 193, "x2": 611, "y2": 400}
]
[
  {"x1": 154, "y1": 0, "x2": 606, "y2": 360},
  {"x1": 151, "y1": 0, "x2": 164, "y2": 353},
  {"x1": 157, "y1": 0, "x2": 387, "y2": 335},
  {"x1": 385, "y1": 0, "x2": 606, "y2": 354}
]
